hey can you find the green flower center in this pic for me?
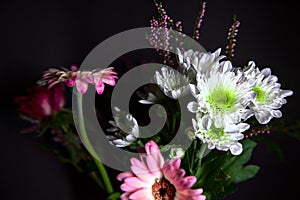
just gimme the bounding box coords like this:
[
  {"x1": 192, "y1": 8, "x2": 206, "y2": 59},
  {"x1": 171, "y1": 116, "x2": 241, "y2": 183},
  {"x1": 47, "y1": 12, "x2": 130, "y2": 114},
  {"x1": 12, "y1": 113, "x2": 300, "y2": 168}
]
[
  {"x1": 207, "y1": 88, "x2": 236, "y2": 113},
  {"x1": 252, "y1": 86, "x2": 268, "y2": 104},
  {"x1": 207, "y1": 125, "x2": 225, "y2": 138}
]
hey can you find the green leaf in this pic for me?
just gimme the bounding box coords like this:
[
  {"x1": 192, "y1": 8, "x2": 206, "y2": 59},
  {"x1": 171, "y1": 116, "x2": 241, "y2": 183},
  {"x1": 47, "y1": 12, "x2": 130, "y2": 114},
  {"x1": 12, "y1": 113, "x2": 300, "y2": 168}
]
[
  {"x1": 107, "y1": 192, "x2": 121, "y2": 200},
  {"x1": 192, "y1": 139, "x2": 260, "y2": 200},
  {"x1": 230, "y1": 164, "x2": 260, "y2": 183},
  {"x1": 223, "y1": 139, "x2": 260, "y2": 184}
]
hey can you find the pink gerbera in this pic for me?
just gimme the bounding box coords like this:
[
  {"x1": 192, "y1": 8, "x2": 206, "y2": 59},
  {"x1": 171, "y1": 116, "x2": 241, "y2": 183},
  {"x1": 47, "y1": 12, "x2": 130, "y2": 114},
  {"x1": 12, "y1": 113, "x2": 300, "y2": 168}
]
[{"x1": 117, "y1": 141, "x2": 206, "y2": 200}]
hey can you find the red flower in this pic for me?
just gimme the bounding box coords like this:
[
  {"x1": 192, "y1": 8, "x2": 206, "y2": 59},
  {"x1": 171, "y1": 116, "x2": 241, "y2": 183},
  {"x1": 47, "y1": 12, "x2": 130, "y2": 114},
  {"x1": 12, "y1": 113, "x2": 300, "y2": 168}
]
[{"x1": 15, "y1": 84, "x2": 66, "y2": 120}]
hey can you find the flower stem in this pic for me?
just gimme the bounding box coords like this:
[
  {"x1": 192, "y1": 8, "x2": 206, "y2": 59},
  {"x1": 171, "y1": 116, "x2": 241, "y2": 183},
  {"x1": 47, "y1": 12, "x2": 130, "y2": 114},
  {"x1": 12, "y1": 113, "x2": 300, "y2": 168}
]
[
  {"x1": 94, "y1": 157, "x2": 114, "y2": 194},
  {"x1": 197, "y1": 142, "x2": 207, "y2": 168},
  {"x1": 195, "y1": 142, "x2": 207, "y2": 178},
  {"x1": 76, "y1": 94, "x2": 114, "y2": 195}
]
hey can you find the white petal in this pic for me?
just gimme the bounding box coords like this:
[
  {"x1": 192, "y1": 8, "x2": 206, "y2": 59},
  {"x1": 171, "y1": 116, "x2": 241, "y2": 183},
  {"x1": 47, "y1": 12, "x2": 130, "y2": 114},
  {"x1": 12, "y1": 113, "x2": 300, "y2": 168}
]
[
  {"x1": 138, "y1": 99, "x2": 155, "y2": 104},
  {"x1": 237, "y1": 123, "x2": 250, "y2": 132},
  {"x1": 241, "y1": 109, "x2": 254, "y2": 120},
  {"x1": 177, "y1": 48, "x2": 183, "y2": 63},
  {"x1": 113, "y1": 139, "x2": 130, "y2": 147},
  {"x1": 214, "y1": 117, "x2": 223, "y2": 128},
  {"x1": 192, "y1": 118, "x2": 198, "y2": 131},
  {"x1": 255, "y1": 110, "x2": 272, "y2": 124},
  {"x1": 207, "y1": 142, "x2": 215, "y2": 149},
  {"x1": 189, "y1": 84, "x2": 198, "y2": 96},
  {"x1": 201, "y1": 115, "x2": 212, "y2": 130},
  {"x1": 233, "y1": 133, "x2": 244, "y2": 140},
  {"x1": 271, "y1": 110, "x2": 282, "y2": 118},
  {"x1": 224, "y1": 124, "x2": 239, "y2": 133},
  {"x1": 280, "y1": 90, "x2": 293, "y2": 97},
  {"x1": 230, "y1": 143, "x2": 243, "y2": 155},
  {"x1": 261, "y1": 68, "x2": 271, "y2": 77},
  {"x1": 187, "y1": 101, "x2": 199, "y2": 113}
]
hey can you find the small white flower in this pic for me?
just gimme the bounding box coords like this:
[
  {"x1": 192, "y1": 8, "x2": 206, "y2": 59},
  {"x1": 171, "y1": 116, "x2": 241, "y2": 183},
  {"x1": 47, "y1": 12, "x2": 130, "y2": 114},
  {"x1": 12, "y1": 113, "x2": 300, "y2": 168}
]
[
  {"x1": 243, "y1": 61, "x2": 293, "y2": 124},
  {"x1": 154, "y1": 67, "x2": 190, "y2": 99},
  {"x1": 169, "y1": 145, "x2": 185, "y2": 159},
  {"x1": 106, "y1": 107, "x2": 139, "y2": 147},
  {"x1": 192, "y1": 115, "x2": 248, "y2": 155}
]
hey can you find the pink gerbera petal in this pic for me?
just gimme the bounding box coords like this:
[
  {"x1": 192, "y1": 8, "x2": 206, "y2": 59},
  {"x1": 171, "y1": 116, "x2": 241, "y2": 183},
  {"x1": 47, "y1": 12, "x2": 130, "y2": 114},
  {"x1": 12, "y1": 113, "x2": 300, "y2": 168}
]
[{"x1": 75, "y1": 79, "x2": 88, "y2": 94}]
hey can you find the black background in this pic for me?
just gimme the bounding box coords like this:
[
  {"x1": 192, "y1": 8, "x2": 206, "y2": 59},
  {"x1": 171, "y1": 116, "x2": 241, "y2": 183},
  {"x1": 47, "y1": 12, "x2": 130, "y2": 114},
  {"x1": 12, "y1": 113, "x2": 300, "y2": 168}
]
[{"x1": 1, "y1": 0, "x2": 299, "y2": 199}]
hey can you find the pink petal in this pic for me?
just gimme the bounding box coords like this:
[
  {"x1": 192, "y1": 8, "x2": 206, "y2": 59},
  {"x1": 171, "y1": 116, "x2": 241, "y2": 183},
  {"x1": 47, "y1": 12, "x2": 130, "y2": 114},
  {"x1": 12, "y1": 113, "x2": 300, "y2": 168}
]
[
  {"x1": 52, "y1": 84, "x2": 66, "y2": 112},
  {"x1": 146, "y1": 155, "x2": 163, "y2": 178},
  {"x1": 65, "y1": 79, "x2": 75, "y2": 87},
  {"x1": 131, "y1": 166, "x2": 155, "y2": 184},
  {"x1": 95, "y1": 82, "x2": 105, "y2": 94},
  {"x1": 120, "y1": 192, "x2": 130, "y2": 200},
  {"x1": 130, "y1": 158, "x2": 148, "y2": 171},
  {"x1": 176, "y1": 176, "x2": 197, "y2": 189},
  {"x1": 162, "y1": 164, "x2": 176, "y2": 181},
  {"x1": 144, "y1": 140, "x2": 165, "y2": 168},
  {"x1": 178, "y1": 188, "x2": 204, "y2": 196},
  {"x1": 71, "y1": 65, "x2": 78, "y2": 71},
  {"x1": 145, "y1": 140, "x2": 159, "y2": 155},
  {"x1": 117, "y1": 172, "x2": 134, "y2": 181},
  {"x1": 120, "y1": 183, "x2": 138, "y2": 192},
  {"x1": 102, "y1": 75, "x2": 116, "y2": 86},
  {"x1": 75, "y1": 79, "x2": 88, "y2": 94},
  {"x1": 125, "y1": 177, "x2": 149, "y2": 188},
  {"x1": 129, "y1": 189, "x2": 151, "y2": 199},
  {"x1": 39, "y1": 95, "x2": 52, "y2": 116},
  {"x1": 166, "y1": 158, "x2": 181, "y2": 169}
]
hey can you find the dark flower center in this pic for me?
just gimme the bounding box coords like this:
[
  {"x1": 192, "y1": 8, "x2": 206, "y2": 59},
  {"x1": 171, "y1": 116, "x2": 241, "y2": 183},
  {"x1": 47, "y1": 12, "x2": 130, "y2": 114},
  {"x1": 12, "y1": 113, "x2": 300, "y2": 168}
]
[{"x1": 152, "y1": 178, "x2": 176, "y2": 200}]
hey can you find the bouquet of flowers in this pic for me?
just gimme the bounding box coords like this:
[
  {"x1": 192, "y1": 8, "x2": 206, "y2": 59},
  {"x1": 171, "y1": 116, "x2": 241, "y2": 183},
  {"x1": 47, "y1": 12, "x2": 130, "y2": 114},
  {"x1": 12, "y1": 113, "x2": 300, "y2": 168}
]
[{"x1": 15, "y1": 1, "x2": 296, "y2": 200}]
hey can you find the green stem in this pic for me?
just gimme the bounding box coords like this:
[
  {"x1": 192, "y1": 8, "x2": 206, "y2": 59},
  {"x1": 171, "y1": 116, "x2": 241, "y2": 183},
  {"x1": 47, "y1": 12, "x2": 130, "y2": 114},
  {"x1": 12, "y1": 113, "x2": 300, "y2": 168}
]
[
  {"x1": 94, "y1": 158, "x2": 114, "y2": 194},
  {"x1": 195, "y1": 142, "x2": 208, "y2": 178},
  {"x1": 197, "y1": 142, "x2": 208, "y2": 168},
  {"x1": 76, "y1": 94, "x2": 114, "y2": 195}
]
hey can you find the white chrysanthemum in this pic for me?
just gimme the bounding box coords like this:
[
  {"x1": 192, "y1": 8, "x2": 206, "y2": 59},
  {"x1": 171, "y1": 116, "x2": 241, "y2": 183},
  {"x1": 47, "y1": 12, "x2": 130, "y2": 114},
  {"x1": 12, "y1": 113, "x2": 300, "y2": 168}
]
[
  {"x1": 106, "y1": 107, "x2": 139, "y2": 147},
  {"x1": 154, "y1": 67, "x2": 190, "y2": 99},
  {"x1": 192, "y1": 115, "x2": 249, "y2": 155},
  {"x1": 243, "y1": 61, "x2": 293, "y2": 124},
  {"x1": 188, "y1": 63, "x2": 257, "y2": 128},
  {"x1": 177, "y1": 48, "x2": 225, "y2": 80},
  {"x1": 136, "y1": 84, "x2": 165, "y2": 105}
]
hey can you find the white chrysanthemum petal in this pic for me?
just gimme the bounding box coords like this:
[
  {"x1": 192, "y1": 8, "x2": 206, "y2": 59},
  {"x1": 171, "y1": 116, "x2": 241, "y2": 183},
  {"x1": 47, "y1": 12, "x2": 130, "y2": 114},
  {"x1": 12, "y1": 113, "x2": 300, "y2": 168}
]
[
  {"x1": 280, "y1": 90, "x2": 293, "y2": 97},
  {"x1": 241, "y1": 109, "x2": 254, "y2": 120},
  {"x1": 112, "y1": 139, "x2": 131, "y2": 147},
  {"x1": 271, "y1": 110, "x2": 282, "y2": 118},
  {"x1": 208, "y1": 143, "x2": 215, "y2": 149},
  {"x1": 189, "y1": 84, "x2": 198, "y2": 97},
  {"x1": 219, "y1": 61, "x2": 233, "y2": 74},
  {"x1": 237, "y1": 123, "x2": 250, "y2": 132},
  {"x1": 261, "y1": 68, "x2": 271, "y2": 77},
  {"x1": 106, "y1": 127, "x2": 118, "y2": 132},
  {"x1": 230, "y1": 143, "x2": 243, "y2": 155},
  {"x1": 192, "y1": 118, "x2": 197, "y2": 131},
  {"x1": 224, "y1": 124, "x2": 239, "y2": 133},
  {"x1": 138, "y1": 99, "x2": 154, "y2": 104},
  {"x1": 255, "y1": 110, "x2": 272, "y2": 124},
  {"x1": 177, "y1": 48, "x2": 183, "y2": 64},
  {"x1": 201, "y1": 115, "x2": 211, "y2": 130},
  {"x1": 187, "y1": 101, "x2": 199, "y2": 113},
  {"x1": 107, "y1": 108, "x2": 139, "y2": 147}
]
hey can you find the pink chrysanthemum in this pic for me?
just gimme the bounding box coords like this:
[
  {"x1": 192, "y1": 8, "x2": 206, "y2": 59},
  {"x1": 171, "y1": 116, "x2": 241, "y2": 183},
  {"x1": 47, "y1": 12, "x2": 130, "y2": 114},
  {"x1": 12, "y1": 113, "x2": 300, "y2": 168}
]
[{"x1": 117, "y1": 141, "x2": 206, "y2": 200}]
